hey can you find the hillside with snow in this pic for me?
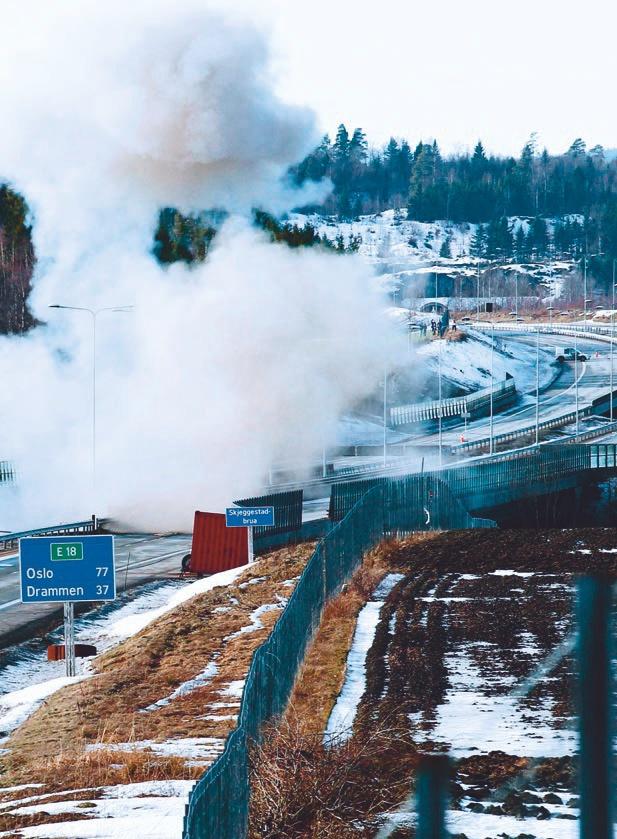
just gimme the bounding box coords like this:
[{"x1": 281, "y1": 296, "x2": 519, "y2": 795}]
[{"x1": 290, "y1": 209, "x2": 579, "y2": 304}]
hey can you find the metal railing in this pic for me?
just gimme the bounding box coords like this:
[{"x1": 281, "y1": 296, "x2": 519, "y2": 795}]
[
  {"x1": 0, "y1": 518, "x2": 96, "y2": 551},
  {"x1": 450, "y1": 406, "x2": 594, "y2": 455},
  {"x1": 182, "y1": 475, "x2": 493, "y2": 839},
  {"x1": 390, "y1": 377, "x2": 515, "y2": 426},
  {"x1": 0, "y1": 461, "x2": 16, "y2": 483}
]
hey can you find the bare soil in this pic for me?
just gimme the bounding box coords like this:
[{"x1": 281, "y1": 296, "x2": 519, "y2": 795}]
[{"x1": 250, "y1": 528, "x2": 617, "y2": 838}]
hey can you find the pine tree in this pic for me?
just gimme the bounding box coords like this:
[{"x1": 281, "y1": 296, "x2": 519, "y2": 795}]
[
  {"x1": 514, "y1": 224, "x2": 527, "y2": 261},
  {"x1": 439, "y1": 236, "x2": 452, "y2": 259},
  {"x1": 469, "y1": 224, "x2": 487, "y2": 258}
]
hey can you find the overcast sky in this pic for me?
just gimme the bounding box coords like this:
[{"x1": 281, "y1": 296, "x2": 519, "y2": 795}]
[{"x1": 249, "y1": 0, "x2": 617, "y2": 157}]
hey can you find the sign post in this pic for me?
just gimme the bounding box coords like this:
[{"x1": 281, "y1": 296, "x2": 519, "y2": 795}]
[
  {"x1": 20, "y1": 535, "x2": 115, "y2": 677},
  {"x1": 225, "y1": 507, "x2": 275, "y2": 565}
]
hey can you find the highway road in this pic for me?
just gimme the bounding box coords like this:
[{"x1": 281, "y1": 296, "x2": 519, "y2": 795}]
[
  {"x1": 1, "y1": 330, "x2": 614, "y2": 644},
  {"x1": 0, "y1": 533, "x2": 191, "y2": 647},
  {"x1": 420, "y1": 332, "x2": 614, "y2": 450}
]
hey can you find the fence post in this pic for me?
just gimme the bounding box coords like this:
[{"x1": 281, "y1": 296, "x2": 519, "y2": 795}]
[
  {"x1": 416, "y1": 755, "x2": 449, "y2": 839},
  {"x1": 577, "y1": 575, "x2": 614, "y2": 839}
]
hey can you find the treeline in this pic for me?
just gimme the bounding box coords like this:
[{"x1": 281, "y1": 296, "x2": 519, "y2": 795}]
[
  {"x1": 153, "y1": 208, "x2": 362, "y2": 265},
  {"x1": 293, "y1": 127, "x2": 617, "y2": 260}
]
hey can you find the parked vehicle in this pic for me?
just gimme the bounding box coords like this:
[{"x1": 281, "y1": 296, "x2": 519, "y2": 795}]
[{"x1": 555, "y1": 346, "x2": 588, "y2": 362}]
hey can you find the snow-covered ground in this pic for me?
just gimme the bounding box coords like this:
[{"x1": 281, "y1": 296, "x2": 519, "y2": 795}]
[
  {"x1": 0, "y1": 566, "x2": 248, "y2": 743},
  {"x1": 290, "y1": 209, "x2": 578, "y2": 301},
  {"x1": 0, "y1": 565, "x2": 258, "y2": 839},
  {"x1": 0, "y1": 780, "x2": 195, "y2": 839},
  {"x1": 416, "y1": 330, "x2": 557, "y2": 393},
  {"x1": 324, "y1": 573, "x2": 404, "y2": 743}
]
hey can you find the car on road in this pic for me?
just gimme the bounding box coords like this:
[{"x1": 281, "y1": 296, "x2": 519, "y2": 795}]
[{"x1": 555, "y1": 346, "x2": 588, "y2": 362}]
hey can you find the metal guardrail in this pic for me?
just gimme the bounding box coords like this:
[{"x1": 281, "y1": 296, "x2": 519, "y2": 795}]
[
  {"x1": 0, "y1": 518, "x2": 96, "y2": 551},
  {"x1": 0, "y1": 461, "x2": 16, "y2": 483},
  {"x1": 390, "y1": 377, "x2": 515, "y2": 426},
  {"x1": 450, "y1": 406, "x2": 594, "y2": 455},
  {"x1": 182, "y1": 474, "x2": 494, "y2": 839},
  {"x1": 473, "y1": 322, "x2": 617, "y2": 341}
]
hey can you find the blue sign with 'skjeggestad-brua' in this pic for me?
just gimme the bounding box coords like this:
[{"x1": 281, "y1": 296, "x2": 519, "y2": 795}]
[
  {"x1": 225, "y1": 506, "x2": 275, "y2": 527},
  {"x1": 19, "y1": 535, "x2": 116, "y2": 603}
]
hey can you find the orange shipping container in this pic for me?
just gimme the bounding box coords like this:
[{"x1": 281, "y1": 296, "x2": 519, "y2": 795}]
[{"x1": 188, "y1": 511, "x2": 248, "y2": 575}]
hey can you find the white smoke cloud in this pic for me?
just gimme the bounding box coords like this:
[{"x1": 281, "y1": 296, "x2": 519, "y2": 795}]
[{"x1": 0, "y1": 0, "x2": 398, "y2": 531}]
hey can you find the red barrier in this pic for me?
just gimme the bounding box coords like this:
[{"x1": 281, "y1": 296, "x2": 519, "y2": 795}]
[
  {"x1": 47, "y1": 644, "x2": 97, "y2": 661},
  {"x1": 187, "y1": 511, "x2": 248, "y2": 575}
]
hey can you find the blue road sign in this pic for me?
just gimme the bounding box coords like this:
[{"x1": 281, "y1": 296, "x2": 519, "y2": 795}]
[
  {"x1": 20, "y1": 535, "x2": 116, "y2": 604},
  {"x1": 225, "y1": 506, "x2": 275, "y2": 527}
]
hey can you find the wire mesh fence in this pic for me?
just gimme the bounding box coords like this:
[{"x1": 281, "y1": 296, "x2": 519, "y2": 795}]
[{"x1": 182, "y1": 475, "x2": 493, "y2": 839}]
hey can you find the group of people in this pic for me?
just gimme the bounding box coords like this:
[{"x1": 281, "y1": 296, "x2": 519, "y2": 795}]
[{"x1": 429, "y1": 318, "x2": 457, "y2": 337}]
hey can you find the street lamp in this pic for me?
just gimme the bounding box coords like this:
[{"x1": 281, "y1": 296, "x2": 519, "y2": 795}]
[
  {"x1": 558, "y1": 310, "x2": 580, "y2": 433},
  {"x1": 535, "y1": 324, "x2": 540, "y2": 445},
  {"x1": 383, "y1": 360, "x2": 388, "y2": 467},
  {"x1": 583, "y1": 256, "x2": 588, "y2": 324},
  {"x1": 489, "y1": 317, "x2": 495, "y2": 455},
  {"x1": 49, "y1": 304, "x2": 133, "y2": 486},
  {"x1": 610, "y1": 259, "x2": 617, "y2": 422},
  {"x1": 438, "y1": 340, "x2": 443, "y2": 466}
]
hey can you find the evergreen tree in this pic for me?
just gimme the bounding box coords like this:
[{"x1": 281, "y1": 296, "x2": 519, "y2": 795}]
[
  {"x1": 470, "y1": 224, "x2": 488, "y2": 258},
  {"x1": 514, "y1": 224, "x2": 527, "y2": 261},
  {"x1": 439, "y1": 236, "x2": 452, "y2": 259}
]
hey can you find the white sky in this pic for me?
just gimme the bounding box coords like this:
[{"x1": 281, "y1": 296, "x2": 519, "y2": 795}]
[{"x1": 242, "y1": 0, "x2": 617, "y2": 157}]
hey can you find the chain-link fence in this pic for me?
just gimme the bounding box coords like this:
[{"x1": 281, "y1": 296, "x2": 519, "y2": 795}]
[{"x1": 183, "y1": 474, "x2": 493, "y2": 839}]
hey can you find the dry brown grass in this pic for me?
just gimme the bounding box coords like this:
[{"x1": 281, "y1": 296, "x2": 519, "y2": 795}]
[
  {"x1": 2, "y1": 541, "x2": 315, "y2": 793},
  {"x1": 287, "y1": 534, "x2": 441, "y2": 738},
  {"x1": 249, "y1": 715, "x2": 419, "y2": 839},
  {"x1": 444, "y1": 329, "x2": 467, "y2": 342},
  {"x1": 287, "y1": 543, "x2": 391, "y2": 737}
]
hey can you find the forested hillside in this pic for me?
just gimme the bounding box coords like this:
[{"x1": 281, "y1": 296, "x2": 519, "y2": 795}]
[
  {"x1": 293, "y1": 127, "x2": 617, "y2": 268},
  {"x1": 3, "y1": 128, "x2": 617, "y2": 334}
]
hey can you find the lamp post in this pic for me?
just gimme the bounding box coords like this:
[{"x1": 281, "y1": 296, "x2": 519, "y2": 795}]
[
  {"x1": 49, "y1": 304, "x2": 133, "y2": 486},
  {"x1": 383, "y1": 360, "x2": 388, "y2": 467},
  {"x1": 574, "y1": 325, "x2": 580, "y2": 434},
  {"x1": 610, "y1": 259, "x2": 617, "y2": 422},
  {"x1": 583, "y1": 256, "x2": 588, "y2": 325},
  {"x1": 489, "y1": 318, "x2": 495, "y2": 455},
  {"x1": 535, "y1": 324, "x2": 540, "y2": 445},
  {"x1": 438, "y1": 340, "x2": 443, "y2": 466}
]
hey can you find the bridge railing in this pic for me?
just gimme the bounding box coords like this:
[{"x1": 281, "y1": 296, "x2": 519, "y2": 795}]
[
  {"x1": 390, "y1": 377, "x2": 515, "y2": 426},
  {"x1": 329, "y1": 443, "x2": 602, "y2": 521}
]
